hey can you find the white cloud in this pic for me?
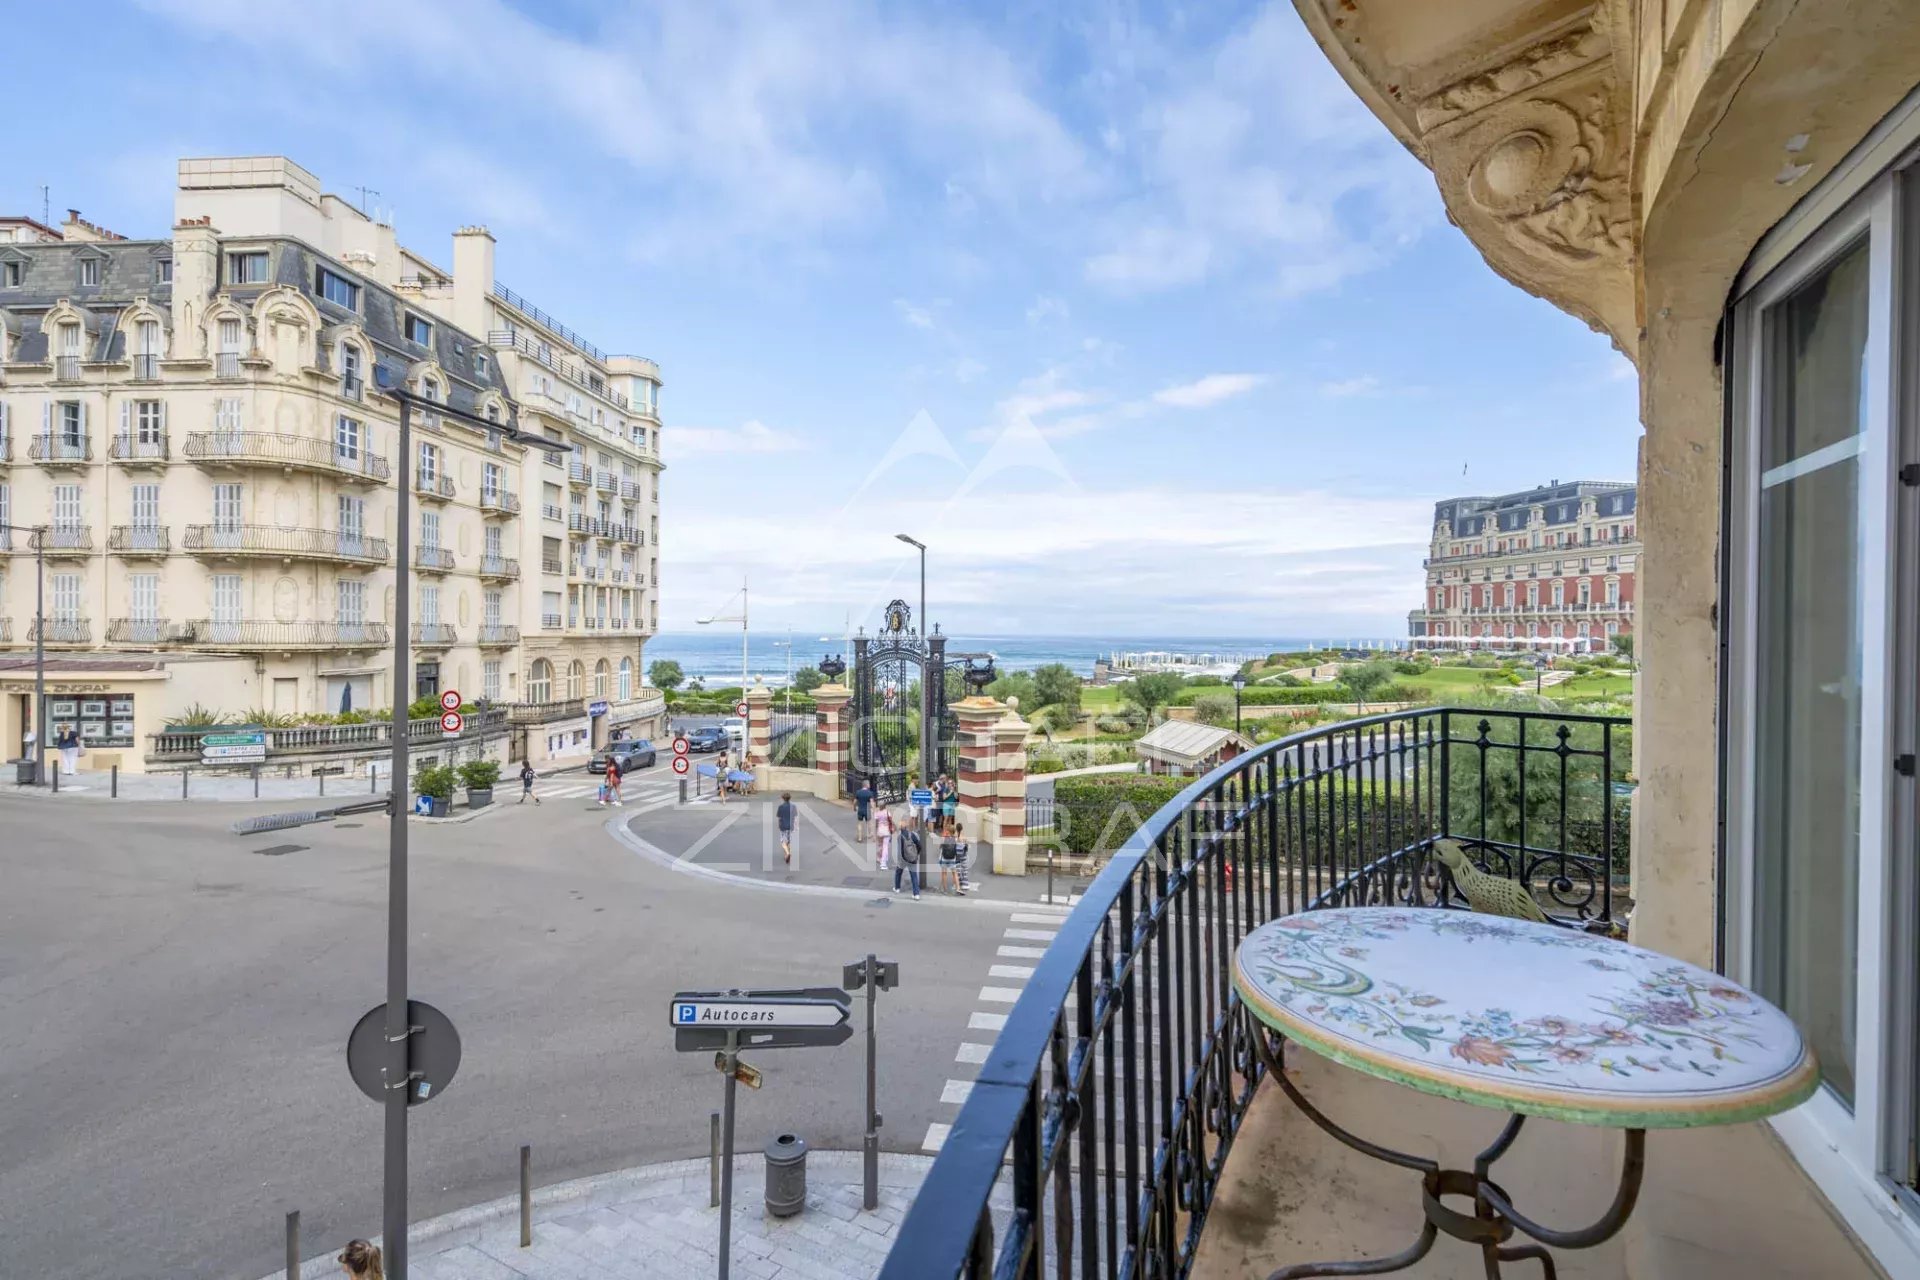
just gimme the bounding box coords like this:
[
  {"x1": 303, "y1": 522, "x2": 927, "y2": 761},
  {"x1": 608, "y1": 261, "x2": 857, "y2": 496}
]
[
  {"x1": 1025, "y1": 295, "x2": 1070, "y2": 326},
  {"x1": 895, "y1": 299, "x2": 937, "y2": 330},
  {"x1": 669, "y1": 420, "x2": 804, "y2": 457},
  {"x1": 1153, "y1": 373, "x2": 1264, "y2": 409},
  {"x1": 1318, "y1": 375, "x2": 1382, "y2": 399}
]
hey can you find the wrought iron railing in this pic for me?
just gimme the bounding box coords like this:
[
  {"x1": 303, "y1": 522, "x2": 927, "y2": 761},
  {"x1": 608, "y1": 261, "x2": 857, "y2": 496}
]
[
  {"x1": 29, "y1": 434, "x2": 90, "y2": 464},
  {"x1": 477, "y1": 624, "x2": 520, "y2": 646},
  {"x1": 106, "y1": 617, "x2": 171, "y2": 644},
  {"x1": 567, "y1": 459, "x2": 593, "y2": 485},
  {"x1": 478, "y1": 555, "x2": 519, "y2": 580},
  {"x1": 880, "y1": 705, "x2": 1629, "y2": 1279},
  {"x1": 414, "y1": 546, "x2": 455, "y2": 572},
  {"x1": 109, "y1": 432, "x2": 169, "y2": 463},
  {"x1": 481, "y1": 489, "x2": 521, "y2": 515},
  {"x1": 411, "y1": 622, "x2": 457, "y2": 646},
  {"x1": 149, "y1": 707, "x2": 505, "y2": 760},
  {"x1": 184, "y1": 430, "x2": 391, "y2": 483},
  {"x1": 28, "y1": 617, "x2": 90, "y2": 644},
  {"x1": 184, "y1": 620, "x2": 390, "y2": 649},
  {"x1": 415, "y1": 469, "x2": 455, "y2": 500},
  {"x1": 109, "y1": 526, "x2": 170, "y2": 555},
  {"x1": 184, "y1": 524, "x2": 389, "y2": 563},
  {"x1": 41, "y1": 525, "x2": 92, "y2": 554},
  {"x1": 131, "y1": 354, "x2": 161, "y2": 381}
]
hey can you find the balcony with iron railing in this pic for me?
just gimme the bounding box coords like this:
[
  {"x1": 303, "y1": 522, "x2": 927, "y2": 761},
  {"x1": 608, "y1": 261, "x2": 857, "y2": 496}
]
[
  {"x1": 149, "y1": 705, "x2": 504, "y2": 760},
  {"x1": 184, "y1": 431, "x2": 390, "y2": 484},
  {"x1": 594, "y1": 469, "x2": 618, "y2": 493},
  {"x1": 414, "y1": 469, "x2": 454, "y2": 502},
  {"x1": 0, "y1": 617, "x2": 10, "y2": 642},
  {"x1": 541, "y1": 502, "x2": 564, "y2": 522},
  {"x1": 214, "y1": 352, "x2": 241, "y2": 379},
  {"x1": 131, "y1": 354, "x2": 161, "y2": 382},
  {"x1": 0, "y1": 427, "x2": 10, "y2": 461},
  {"x1": 108, "y1": 526, "x2": 169, "y2": 556},
  {"x1": 185, "y1": 619, "x2": 391, "y2": 649},
  {"x1": 55, "y1": 356, "x2": 83, "y2": 382},
  {"x1": 414, "y1": 546, "x2": 455, "y2": 574},
  {"x1": 28, "y1": 434, "x2": 90, "y2": 466},
  {"x1": 477, "y1": 624, "x2": 520, "y2": 647},
  {"x1": 183, "y1": 525, "x2": 389, "y2": 565},
  {"x1": 567, "y1": 513, "x2": 595, "y2": 536},
  {"x1": 884, "y1": 706, "x2": 1638, "y2": 1279},
  {"x1": 490, "y1": 285, "x2": 609, "y2": 363},
  {"x1": 108, "y1": 432, "x2": 169, "y2": 466},
  {"x1": 541, "y1": 613, "x2": 563, "y2": 630},
  {"x1": 541, "y1": 556, "x2": 564, "y2": 575},
  {"x1": 619, "y1": 479, "x2": 642, "y2": 500},
  {"x1": 478, "y1": 555, "x2": 519, "y2": 581},
  {"x1": 41, "y1": 525, "x2": 92, "y2": 556},
  {"x1": 411, "y1": 622, "x2": 457, "y2": 647},
  {"x1": 480, "y1": 489, "x2": 521, "y2": 517},
  {"x1": 342, "y1": 374, "x2": 364, "y2": 403},
  {"x1": 28, "y1": 617, "x2": 90, "y2": 644},
  {"x1": 567, "y1": 459, "x2": 593, "y2": 487},
  {"x1": 105, "y1": 617, "x2": 171, "y2": 645}
]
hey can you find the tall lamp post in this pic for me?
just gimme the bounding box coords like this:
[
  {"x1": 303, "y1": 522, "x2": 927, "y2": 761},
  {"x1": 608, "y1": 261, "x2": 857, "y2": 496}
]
[
  {"x1": 371, "y1": 367, "x2": 568, "y2": 1279},
  {"x1": 1230, "y1": 671, "x2": 1247, "y2": 735},
  {"x1": 0, "y1": 522, "x2": 48, "y2": 783},
  {"x1": 894, "y1": 534, "x2": 928, "y2": 783}
]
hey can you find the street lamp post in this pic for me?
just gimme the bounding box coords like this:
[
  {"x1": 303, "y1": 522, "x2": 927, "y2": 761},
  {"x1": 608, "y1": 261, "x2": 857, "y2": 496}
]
[
  {"x1": 1230, "y1": 671, "x2": 1247, "y2": 735},
  {"x1": 895, "y1": 534, "x2": 928, "y2": 782},
  {"x1": 0, "y1": 522, "x2": 48, "y2": 783},
  {"x1": 697, "y1": 577, "x2": 750, "y2": 700},
  {"x1": 371, "y1": 369, "x2": 568, "y2": 1279}
]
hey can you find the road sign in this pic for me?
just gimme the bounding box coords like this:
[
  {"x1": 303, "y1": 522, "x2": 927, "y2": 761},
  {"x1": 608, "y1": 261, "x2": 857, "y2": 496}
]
[
  {"x1": 843, "y1": 959, "x2": 901, "y2": 991},
  {"x1": 439, "y1": 690, "x2": 462, "y2": 713},
  {"x1": 202, "y1": 743, "x2": 267, "y2": 762},
  {"x1": 673, "y1": 736, "x2": 690, "y2": 756},
  {"x1": 909, "y1": 787, "x2": 934, "y2": 809},
  {"x1": 202, "y1": 730, "x2": 267, "y2": 747},
  {"x1": 672, "y1": 755, "x2": 690, "y2": 776},
  {"x1": 734, "y1": 700, "x2": 749, "y2": 718},
  {"x1": 346, "y1": 999, "x2": 462, "y2": 1106},
  {"x1": 440, "y1": 711, "x2": 464, "y2": 734},
  {"x1": 671, "y1": 987, "x2": 854, "y2": 1052},
  {"x1": 715, "y1": 1052, "x2": 763, "y2": 1089}
]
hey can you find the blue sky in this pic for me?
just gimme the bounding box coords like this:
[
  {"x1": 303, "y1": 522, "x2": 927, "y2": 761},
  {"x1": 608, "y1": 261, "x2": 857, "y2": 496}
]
[{"x1": 10, "y1": 1, "x2": 1638, "y2": 638}]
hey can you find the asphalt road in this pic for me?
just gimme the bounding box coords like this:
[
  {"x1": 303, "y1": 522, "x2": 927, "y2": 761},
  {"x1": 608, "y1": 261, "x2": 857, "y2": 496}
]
[{"x1": 0, "y1": 771, "x2": 1011, "y2": 1279}]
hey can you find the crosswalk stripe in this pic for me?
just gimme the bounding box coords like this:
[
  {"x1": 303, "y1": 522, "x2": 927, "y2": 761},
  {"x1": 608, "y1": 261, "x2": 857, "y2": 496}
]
[
  {"x1": 955, "y1": 1042, "x2": 991, "y2": 1064},
  {"x1": 978, "y1": 987, "x2": 1022, "y2": 1004},
  {"x1": 969, "y1": 1012, "x2": 1007, "y2": 1032},
  {"x1": 922, "y1": 1122, "x2": 951, "y2": 1153},
  {"x1": 940, "y1": 1079, "x2": 974, "y2": 1105},
  {"x1": 1011, "y1": 912, "x2": 1067, "y2": 924},
  {"x1": 989, "y1": 964, "x2": 1034, "y2": 980},
  {"x1": 998, "y1": 944, "x2": 1048, "y2": 959},
  {"x1": 1004, "y1": 928, "x2": 1058, "y2": 941}
]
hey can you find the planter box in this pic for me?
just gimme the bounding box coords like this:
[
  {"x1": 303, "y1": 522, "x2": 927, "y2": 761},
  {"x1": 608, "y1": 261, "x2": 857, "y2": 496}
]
[{"x1": 467, "y1": 786, "x2": 493, "y2": 809}]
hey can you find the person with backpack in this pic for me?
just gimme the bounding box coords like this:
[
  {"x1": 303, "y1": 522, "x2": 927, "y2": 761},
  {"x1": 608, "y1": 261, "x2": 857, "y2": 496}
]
[
  {"x1": 518, "y1": 760, "x2": 540, "y2": 805},
  {"x1": 893, "y1": 816, "x2": 923, "y2": 900}
]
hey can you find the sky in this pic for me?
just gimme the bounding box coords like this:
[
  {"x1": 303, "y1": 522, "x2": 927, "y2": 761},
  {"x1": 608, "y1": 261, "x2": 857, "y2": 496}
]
[{"x1": 7, "y1": 0, "x2": 1639, "y2": 639}]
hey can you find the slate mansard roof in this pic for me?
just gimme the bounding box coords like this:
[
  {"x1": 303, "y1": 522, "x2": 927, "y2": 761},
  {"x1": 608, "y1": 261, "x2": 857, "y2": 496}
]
[
  {"x1": 1431, "y1": 481, "x2": 1636, "y2": 538},
  {"x1": 0, "y1": 237, "x2": 511, "y2": 416}
]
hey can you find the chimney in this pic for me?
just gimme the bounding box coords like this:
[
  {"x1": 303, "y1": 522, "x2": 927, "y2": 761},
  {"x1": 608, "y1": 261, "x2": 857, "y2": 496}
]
[
  {"x1": 451, "y1": 226, "x2": 495, "y2": 340},
  {"x1": 170, "y1": 217, "x2": 220, "y2": 357}
]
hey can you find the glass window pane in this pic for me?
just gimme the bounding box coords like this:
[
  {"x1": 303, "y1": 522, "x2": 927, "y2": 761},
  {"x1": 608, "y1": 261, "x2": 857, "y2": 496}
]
[{"x1": 1753, "y1": 235, "x2": 1871, "y2": 1107}]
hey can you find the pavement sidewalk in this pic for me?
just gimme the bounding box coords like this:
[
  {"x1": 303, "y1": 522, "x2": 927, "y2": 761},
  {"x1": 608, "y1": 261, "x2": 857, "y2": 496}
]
[{"x1": 270, "y1": 1151, "x2": 1003, "y2": 1280}]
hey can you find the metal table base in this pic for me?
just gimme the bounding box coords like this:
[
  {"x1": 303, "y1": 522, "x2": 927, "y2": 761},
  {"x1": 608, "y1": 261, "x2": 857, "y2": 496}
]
[{"x1": 1254, "y1": 1032, "x2": 1646, "y2": 1279}]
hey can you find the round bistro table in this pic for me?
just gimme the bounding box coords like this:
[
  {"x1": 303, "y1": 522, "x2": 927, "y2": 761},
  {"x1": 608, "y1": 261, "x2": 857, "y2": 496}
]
[{"x1": 1232, "y1": 906, "x2": 1818, "y2": 1278}]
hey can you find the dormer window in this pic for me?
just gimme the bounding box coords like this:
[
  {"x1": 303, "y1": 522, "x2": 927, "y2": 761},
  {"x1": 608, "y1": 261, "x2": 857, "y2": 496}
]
[
  {"x1": 405, "y1": 314, "x2": 433, "y2": 347},
  {"x1": 341, "y1": 344, "x2": 363, "y2": 401},
  {"x1": 226, "y1": 251, "x2": 269, "y2": 285},
  {"x1": 77, "y1": 258, "x2": 100, "y2": 287},
  {"x1": 2, "y1": 261, "x2": 20, "y2": 287},
  {"x1": 317, "y1": 267, "x2": 360, "y2": 310}
]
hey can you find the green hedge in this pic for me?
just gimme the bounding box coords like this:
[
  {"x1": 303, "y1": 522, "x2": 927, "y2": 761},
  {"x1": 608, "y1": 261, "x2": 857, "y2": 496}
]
[
  {"x1": 1171, "y1": 684, "x2": 1343, "y2": 707},
  {"x1": 1049, "y1": 776, "x2": 1189, "y2": 855}
]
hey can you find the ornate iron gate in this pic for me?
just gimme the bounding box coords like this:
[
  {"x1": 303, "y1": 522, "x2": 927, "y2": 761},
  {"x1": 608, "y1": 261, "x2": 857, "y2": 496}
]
[{"x1": 850, "y1": 601, "x2": 994, "y2": 803}]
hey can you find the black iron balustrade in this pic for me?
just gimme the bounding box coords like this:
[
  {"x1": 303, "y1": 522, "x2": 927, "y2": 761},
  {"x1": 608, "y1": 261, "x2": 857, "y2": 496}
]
[
  {"x1": 879, "y1": 705, "x2": 1628, "y2": 1280},
  {"x1": 184, "y1": 430, "x2": 391, "y2": 483},
  {"x1": 184, "y1": 524, "x2": 390, "y2": 563},
  {"x1": 183, "y1": 620, "x2": 391, "y2": 648}
]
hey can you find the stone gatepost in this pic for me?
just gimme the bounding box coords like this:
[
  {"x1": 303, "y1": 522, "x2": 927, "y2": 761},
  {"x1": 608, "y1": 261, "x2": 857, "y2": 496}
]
[
  {"x1": 745, "y1": 681, "x2": 773, "y2": 770},
  {"x1": 812, "y1": 682, "x2": 852, "y2": 793},
  {"x1": 955, "y1": 695, "x2": 1033, "y2": 875}
]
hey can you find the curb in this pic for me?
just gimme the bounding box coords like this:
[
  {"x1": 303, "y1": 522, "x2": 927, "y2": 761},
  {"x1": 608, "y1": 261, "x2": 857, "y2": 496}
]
[
  {"x1": 606, "y1": 814, "x2": 1073, "y2": 914},
  {"x1": 262, "y1": 1150, "x2": 943, "y2": 1280}
]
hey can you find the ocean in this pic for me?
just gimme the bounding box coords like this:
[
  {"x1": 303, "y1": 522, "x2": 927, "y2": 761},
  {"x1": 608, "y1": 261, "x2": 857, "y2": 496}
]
[{"x1": 640, "y1": 630, "x2": 1405, "y2": 685}]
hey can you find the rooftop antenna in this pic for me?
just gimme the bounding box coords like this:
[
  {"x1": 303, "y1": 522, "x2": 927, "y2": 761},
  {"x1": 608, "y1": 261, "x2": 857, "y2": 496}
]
[{"x1": 352, "y1": 185, "x2": 381, "y2": 215}]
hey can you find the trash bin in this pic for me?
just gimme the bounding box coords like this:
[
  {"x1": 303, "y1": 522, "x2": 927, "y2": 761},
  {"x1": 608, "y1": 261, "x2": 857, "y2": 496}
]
[
  {"x1": 764, "y1": 1133, "x2": 808, "y2": 1218},
  {"x1": 13, "y1": 759, "x2": 35, "y2": 785}
]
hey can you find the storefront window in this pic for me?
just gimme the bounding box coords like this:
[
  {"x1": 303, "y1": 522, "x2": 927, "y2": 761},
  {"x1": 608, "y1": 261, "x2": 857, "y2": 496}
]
[{"x1": 50, "y1": 694, "x2": 135, "y2": 747}]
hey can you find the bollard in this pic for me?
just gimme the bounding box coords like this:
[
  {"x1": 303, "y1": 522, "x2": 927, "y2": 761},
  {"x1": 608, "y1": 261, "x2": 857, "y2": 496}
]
[
  {"x1": 182, "y1": 769, "x2": 189, "y2": 800},
  {"x1": 519, "y1": 1144, "x2": 532, "y2": 1248},
  {"x1": 254, "y1": 764, "x2": 260, "y2": 798},
  {"x1": 371, "y1": 764, "x2": 378, "y2": 794},
  {"x1": 764, "y1": 1133, "x2": 808, "y2": 1218},
  {"x1": 1047, "y1": 845, "x2": 1055, "y2": 905},
  {"x1": 709, "y1": 1111, "x2": 721, "y2": 1207},
  {"x1": 51, "y1": 762, "x2": 58, "y2": 794},
  {"x1": 286, "y1": 1209, "x2": 299, "y2": 1279},
  {"x1": 111, "y1": 764, "x2": 118, "y2": 798},
  {"x1": 679, "y1": 777, "x2": 688, "y2": 805},
  {"x1": 319, "y1": 770, "x2": 326, "y2": 798}
]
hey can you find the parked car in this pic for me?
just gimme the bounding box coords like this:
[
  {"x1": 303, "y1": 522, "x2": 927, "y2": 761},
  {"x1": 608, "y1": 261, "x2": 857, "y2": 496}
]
[
  {"x1": 684, "y1": 725, "x2": 728, "y2": 753},
  {"x1": 589, "y1": 740, "x2": 657, "y2": 773}
]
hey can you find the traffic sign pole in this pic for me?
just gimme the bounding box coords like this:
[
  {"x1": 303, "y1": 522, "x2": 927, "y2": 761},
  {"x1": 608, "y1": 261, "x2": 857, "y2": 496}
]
[{"x1": 718, "y1": 1025, "x2": 740, "y2": 1280}]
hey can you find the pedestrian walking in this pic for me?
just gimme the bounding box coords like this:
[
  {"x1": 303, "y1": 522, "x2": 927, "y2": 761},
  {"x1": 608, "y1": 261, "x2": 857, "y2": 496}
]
[
  {"x1": 714, "y1": 749, "x2": 730, "y2": 803},
  {"x1": 854, "y1": 778, "x2": 875, "y2": 843},
  {"x1": 872, "y1": 802, "x2": 894, "y2": 870},
  {"x1": 937, "y1": 824, "x2": 964, "y2": 895},
  {"x1": 57, "y1": 725, "x2": 81, "y2": 776},
  {"x1": 518, "y1": 760, "x2": 541, "y2": 805},
  {"x1": 337, "y1": 1238, "x2": 384, "y2": 1279},
  {"x1": 777, "y1": 791, "x2": 796, "y2": 865},
  {"x1": 951, "y1": 827, "x2": 973, "y2": 894},
  {"x1": 600, "y1": 757, "x2": 624, "y2": 807},
  {"x1": 893, "y1": 817, "x2": 923, "y2": 899}
]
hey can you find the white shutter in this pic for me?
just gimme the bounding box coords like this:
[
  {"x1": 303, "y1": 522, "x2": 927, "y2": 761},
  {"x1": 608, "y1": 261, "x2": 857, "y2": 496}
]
[
  {"x1": 159, "y1": 400, "x2": 168, "y2": 430},
  {"x1": 77, "y1": 401, "x2": 86, "y2": 435},
  {"x1": 120, "y1": 400, "x2": 129, "y2": 436},
  {"x1": 42, "y1": 400, "x2": 49, "y2": 437}
]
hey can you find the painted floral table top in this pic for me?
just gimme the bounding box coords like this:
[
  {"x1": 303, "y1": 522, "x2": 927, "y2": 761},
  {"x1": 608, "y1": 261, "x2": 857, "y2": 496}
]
[{"x1": 1234, "y1": 907, "x2": 1818, "y2": 1129}]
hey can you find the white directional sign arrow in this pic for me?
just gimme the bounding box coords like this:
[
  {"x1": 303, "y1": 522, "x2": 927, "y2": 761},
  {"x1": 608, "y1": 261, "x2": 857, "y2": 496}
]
[{"x1": 672, "y1": 998, "x2": 847, "y2": 1029}]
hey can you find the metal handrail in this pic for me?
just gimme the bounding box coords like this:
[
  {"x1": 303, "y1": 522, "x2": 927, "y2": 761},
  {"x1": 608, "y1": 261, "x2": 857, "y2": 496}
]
[
  {"x1": 28, "y1": 434, "x2": 91, "y2": 463},
  {"x1": 414, "y1": 546, "x2": 455, "y2": 572},
  {"x1": 881, "y1": 705, "x2": 1629, "y2": 1278},
  {"x1": 41, "y1": 525, "x2": 92, "y2": 552},
  {"x1": 481, "y1": 489, "x2": 521, "y2": 514},
  {"x1": 414, "y1": 470, "x2": 455, "y2": 499},
  {"x1": 108, "y1": 526, "x2": 170, "y2": 554},
  {"x1": 183, "y1": 619, "x2": 391, "y2": 648},
  {"x1": 477, "y1": 625, "x2": 520, "y2": 645},
  {"x1": 183, "y1": 524, "x2": 390, "y2": 562},
  {"x1": 28, "y1": 617, "x2": 91, "y2": 643},
  {"x1": 184, "y1": 430, "x2": 391, "y2": 482},
  {"x1": 478, "y1": 555, "x2": 520, "y2": 579},
  {"x1": 109, "y1": 433, "x2": 169, "y2": 462},
  {"x1": 411, "y1": 622, "x2": 457, "y2": 645},
  {"x1": 489, "y1": 284, "x2": 609, "y2": 363}
]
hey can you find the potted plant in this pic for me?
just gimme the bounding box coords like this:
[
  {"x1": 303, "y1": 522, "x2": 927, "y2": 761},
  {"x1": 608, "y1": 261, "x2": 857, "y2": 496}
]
[
  {"x1": 457, "y1": 759, "x2": 501, "y2": 809},
  {"x1": 415, "y1": 764, "x2": 456, "y2": 818}
]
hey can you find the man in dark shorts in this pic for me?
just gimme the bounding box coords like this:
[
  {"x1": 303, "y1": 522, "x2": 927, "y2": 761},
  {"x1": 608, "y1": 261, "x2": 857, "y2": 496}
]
[
  {"x1": 777, "y1": 791, "x2": 797, "y2": 865},
  {"x1": 854, "y1": 779, "x2": 874, "y2": 842}
]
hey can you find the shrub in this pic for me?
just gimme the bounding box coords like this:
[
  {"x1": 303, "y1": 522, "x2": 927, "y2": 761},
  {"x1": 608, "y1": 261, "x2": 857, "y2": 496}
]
[
  {"x1": 414, "y1": 764, "x2": 456, "y2": 801},
  {"x1": 457, "y1": 759, "x2": 501, "y2": 790},
  {"x1": 1192, "y1": 693, "x2": 1236, "y2": 727},
  {"x1": 1094, "y1": 715, "x2": 1137, "y2": 735},
  {"x1": 1392, "y1": 659, "x2": 1424, "y2": 675},
  {"x1": 171, "y1": 703, "x2": 232, "y2": 727},
  {"x1": 1051, "y1": 775, "x2": 1190, "y2": 854},
  {"x1": 1029, "y1": 756, "x2": 1068, "y2": 775},
  {"x1": 337, "y1": 710, "x2": 370, "y2": 725}
]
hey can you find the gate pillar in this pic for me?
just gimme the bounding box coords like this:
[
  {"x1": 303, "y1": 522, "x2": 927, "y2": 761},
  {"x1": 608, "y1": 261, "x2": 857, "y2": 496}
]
[
  {"x1": 812, "y1": 682, "x2": 852, "y2": 793},
  {"x1": 956, "y1": 695, "x2": 1033, "y2": 874},
  {"x1": 745, "y1": 680, "x2": 774, "y2": 771}
]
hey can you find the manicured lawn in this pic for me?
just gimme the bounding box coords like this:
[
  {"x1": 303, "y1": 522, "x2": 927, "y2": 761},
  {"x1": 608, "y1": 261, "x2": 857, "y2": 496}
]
[
  {"x1": 1409, "y1": 665, "x2": 1516, "y2": 690},
  {"x1": 1081, "y1": 685, "x2": 1128, "y2": 711},
  {"x1": 1552, "y1": 672, "x2": 1634, "y2": 701}
]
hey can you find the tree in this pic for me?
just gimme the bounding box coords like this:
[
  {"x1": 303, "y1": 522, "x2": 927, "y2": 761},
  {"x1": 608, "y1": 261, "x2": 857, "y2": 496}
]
[
  {"x1": 987, "y1": 672, "x2": 1039, "y2": 708},
  {"x1": 1341, "y1": 660, "x2": 1396, "y2": 708},
  {"x1": 1192, "y1": 693, "x2": 1236, "y2": 728},
  {"x1": 1121, "y1": 673, "x2": 1185, "y2": 724},
  {"x1": 1031, "y1": 663, "x2": 1083, "y2": 716},
  {"x1": 648, "y1": 659, "x2": 685, "y2": 692},
  {"x1": 687, "y1": 677, "x2": 706, "y2": 694},
  {"x1": 1612, "y1": 634, "x2": 1634, "y2": 664},
  {"x1": 791, "y1": 665, "x2": 825, "y2": 693}
]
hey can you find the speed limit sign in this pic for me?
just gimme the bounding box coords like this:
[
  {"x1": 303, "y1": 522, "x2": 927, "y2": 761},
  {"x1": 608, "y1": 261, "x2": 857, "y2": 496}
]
[
  {"x1": 734, "y1": 700, "x2": 749, "y2": 718},
  {"x1": 672, "y1": 736, "x2": 690, "y2": 756},
  {"x1": 440, "y1": 710, "x2": 464, "y2": 734},
  {"x1": 671, "y1": 755, "x2": 690, "y2": 776},
  {"x1": 439, "y1": 689, "x2": 462, "y2": 713}
]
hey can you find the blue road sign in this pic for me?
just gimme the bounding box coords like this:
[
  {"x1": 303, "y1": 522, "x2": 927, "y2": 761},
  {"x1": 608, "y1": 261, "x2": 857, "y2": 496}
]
[{"x1": 909, "y1": 787, "x2": 934, "y2": 809}]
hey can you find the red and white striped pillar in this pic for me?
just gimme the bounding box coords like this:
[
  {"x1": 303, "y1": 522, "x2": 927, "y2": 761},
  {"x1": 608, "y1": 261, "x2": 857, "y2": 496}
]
[
  {"x1": 744, "y1": 681, "x2": 773, "y2": 771},
  {"x1": 812, "y1": 682, "x2": 852, "y2": 790},
  {"x1": 956, "y1": 695, "x2": 1032, "y2": 874}
]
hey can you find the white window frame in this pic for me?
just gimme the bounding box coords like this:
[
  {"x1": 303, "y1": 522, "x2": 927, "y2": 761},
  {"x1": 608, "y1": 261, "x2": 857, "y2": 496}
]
[{"x1": 1722, "y1": 99, "x2": 1920, "y2": 1276}]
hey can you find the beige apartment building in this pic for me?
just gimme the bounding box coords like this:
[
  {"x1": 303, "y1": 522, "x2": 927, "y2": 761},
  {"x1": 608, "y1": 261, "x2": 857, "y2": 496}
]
[{"x1": 0, "y1": 158, "x2": 664, "y2": 770}]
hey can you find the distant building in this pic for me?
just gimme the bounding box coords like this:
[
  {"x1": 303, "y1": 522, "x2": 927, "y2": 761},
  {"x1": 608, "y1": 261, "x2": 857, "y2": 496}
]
[
  {"x1": 1135, "y1": 720, "x2": 1253, "y2": 776},
  {"x1": 1408, "y1": 480, "x2": 1637, "y2": 652}
]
